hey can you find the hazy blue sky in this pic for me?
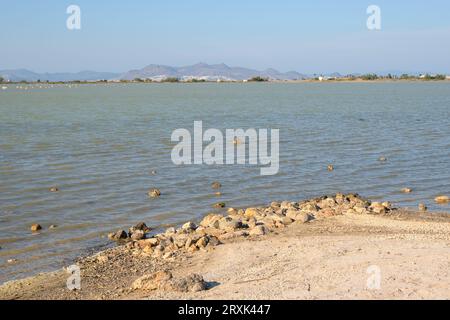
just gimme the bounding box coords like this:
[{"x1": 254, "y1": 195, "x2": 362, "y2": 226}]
[{"x1": 1, "y1": 0, "x2": 450, "y2": 73}]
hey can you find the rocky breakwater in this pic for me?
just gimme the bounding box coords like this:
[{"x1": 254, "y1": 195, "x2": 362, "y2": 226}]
[
  {"x1": 103, "y1": 193, "x2": 393, "y2": 294},
  {"x1": 112, "y1": 193, "x2": 393, "y2": 261}
]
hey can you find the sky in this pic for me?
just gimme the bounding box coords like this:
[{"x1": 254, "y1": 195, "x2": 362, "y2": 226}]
[{"x1": 1, "y1": 0, "x2": 450, "y2": 74}]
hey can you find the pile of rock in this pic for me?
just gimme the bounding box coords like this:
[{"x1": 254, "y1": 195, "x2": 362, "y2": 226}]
[
  {"x1": 115, "y1": 193, "x2": 393, "y2": 261},
  {"x1": 108, "y1": 222, "x2": 151, "y2": 241}
]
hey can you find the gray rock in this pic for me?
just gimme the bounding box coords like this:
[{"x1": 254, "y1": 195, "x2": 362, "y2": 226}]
[
  {"x1": 131, "y1": 230, "x2": 145, "y2": 241},
  {"x1": 108, "y1": 230, "x2": 128, "y2": 241}
]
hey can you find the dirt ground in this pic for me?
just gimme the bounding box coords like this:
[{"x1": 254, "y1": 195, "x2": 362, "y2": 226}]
[{"x1": 1, "y1": 209, "x2": 449, "y2": 300}]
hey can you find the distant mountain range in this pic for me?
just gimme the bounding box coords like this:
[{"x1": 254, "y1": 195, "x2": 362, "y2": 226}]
[
  {"x1": 0, "y1": 63, "x2": 311, "y2": 82},
  {"x1": 120, "y1": 63, "x2": 309, "y2": 81},
  {"x1": 0, "y1": 69, "x2": 120, "y2": 82},
  {"x1": 0, "y1": 64, "x2": 440, "y2": 82}
]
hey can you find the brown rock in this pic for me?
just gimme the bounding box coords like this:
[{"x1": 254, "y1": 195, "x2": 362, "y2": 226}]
[
  {"x1": 199, "y1": 214, "x2": 223, "y2": 228},
  {"x1": 108, "y1": 230, "x2": 128, "y2": 241},
  {"x1": 418, "y1": 203, "x2": 428, "y2": 212},
  {"x1": 131, "y1": 230, "x2": 145, "y2": 241},
  {"x1": 49, "y1": 187, "x2": 59, "y2": 192},
  {"x1": 353, "y1": 206, "x2": 369, "y2": 214},
  {"x1": 270, "y1": 202, "x2": 281, "y2": 208},
  {"x1": 435, "y1": 196, "x2": 449, "y2": 204},
  {"x1": 317, "y1": 198, "x2": 336, "y2": 209},
  {"x1": 401, "y1": 188, "x2": 413, "y2": 193},
  {"x1": 218, "y1": 217, "x2": 243, "y2": 232},
  {"x1": 31, "y1": 224, "x2": 42, "y2": 232},
  {"x1": 96, "y1": 255, "x2": 109, "y2": 263},
  {"x1": 213, "y1": 202, "x2": 226, "y2": 209},
  {"x1": 196, "y1": 236, "x2": 209, "y2": 248},
  {"x1": 148, "y1": 188, "x2": 161, "y2": 198},
  {"x1": 299, "y1": 202, "x2": 319, "y2": 212},
  {"x1": 249, "y1": 225, "x2": 268, "y2": 236},
  {"x1": 316, "y1": 208, "x2": 337, "y2": 218},
  {"x1": 218, "y1": 230, "x2": 249, "y2": 241},
  {"x1": 369, "y1": 202, "x2": 386, "y2": 214},
  {"x1": 293, "y1": 212, "x2": 312, "y2": 223},
  {"x1": 165, "y1": 274, "x2": 207, "y2": 292},
  {"x1": 207, "y1": 236, "x2": 221, "y2": 247},
  {"x1": 211, "y1": 182, "x2": 222, "y2": 189},
  {"x1": 182, "y1": 221, "x2": 197, "y2": 231},
  {"x1": 244, "y1": 208, "x2": 260, "y2": 218}
]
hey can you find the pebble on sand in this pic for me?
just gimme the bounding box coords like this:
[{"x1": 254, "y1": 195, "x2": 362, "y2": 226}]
[{"x1": 31, "y1": 224, "x2": 42, "y2": 232}]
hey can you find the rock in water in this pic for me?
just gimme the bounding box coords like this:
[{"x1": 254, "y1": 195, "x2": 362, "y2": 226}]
[
  {"x1": 129, "y1": 222, "x2": 151, "y2": 234},
  {"x1": 379, "y1": 156, "x2": 387, "y2": 162},
  {"x1": 327, "y1": 165, "x2": 334, "y2": 171},
  {"x1": 211, "y1": 182, "x2": 222, "y2": 189},
  {"x1": 435, "y1": 196, "x2": 449, "y2": 204},
  {"x1": 213, "y1": 202, "x2": 226, "y2": 208},
  {"x1": 49, "y1": 187, "x2": 59, "y2": 192},
  {"x1": 108, "y1": 230, "x2": 128, "y2": 241},
  {"x1": 401, "y1": 188, "x2": 412, "y2": 193},
  {"x1": 148, "y1": 188, "x2": 161, "y2": 198},
  {"x1": 418, "y1": 203, "x2": 428, "y2": 212},
  {"x1": 131, "y1": 230, "x2": 145, "y2": 241},
  {"x1": 31, "y1": 224, "x2": 42, "y2": 232}
]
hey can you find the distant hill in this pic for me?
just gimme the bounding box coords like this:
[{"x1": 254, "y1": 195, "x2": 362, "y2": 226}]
[
  {"x1": 119, "y1": 63, "x2": 308, "y2": 81},
  {"x1": 0, "y1": 69, "x2": 120, "y2": 82},
  {"x1": 2, "y1": 65, "x2": 438, "y2": 82}
]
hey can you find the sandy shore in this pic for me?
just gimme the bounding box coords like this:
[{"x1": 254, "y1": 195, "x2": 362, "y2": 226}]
[{"x1": 0, "y1": 195, "x2": 449, "y2": 300}]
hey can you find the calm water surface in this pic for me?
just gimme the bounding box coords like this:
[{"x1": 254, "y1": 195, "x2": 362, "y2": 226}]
[{"x1": 0, "y1": 82, "x2": 449, "y2": 283}]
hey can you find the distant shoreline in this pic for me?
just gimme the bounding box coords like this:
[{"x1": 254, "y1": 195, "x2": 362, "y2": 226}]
[{"x1": 1, "y1": 79, "x2": 450, "y2": 85}]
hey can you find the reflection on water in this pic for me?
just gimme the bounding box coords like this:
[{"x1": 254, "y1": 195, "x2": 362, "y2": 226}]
[{"x1": 0, "y1": 82, "x2": 449, "y2": 283}]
